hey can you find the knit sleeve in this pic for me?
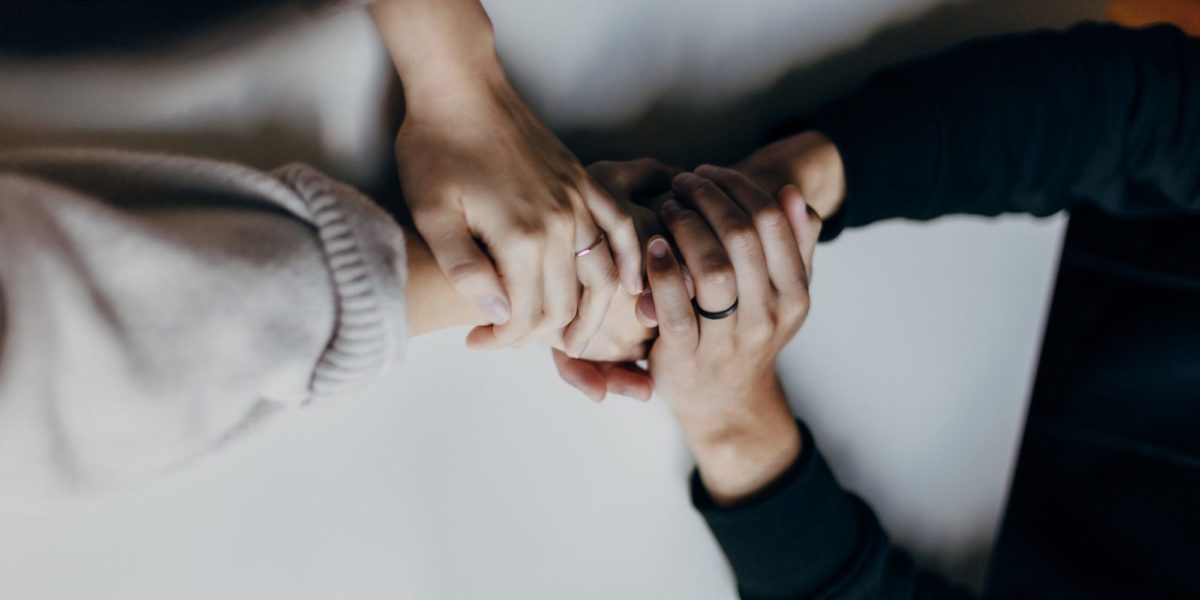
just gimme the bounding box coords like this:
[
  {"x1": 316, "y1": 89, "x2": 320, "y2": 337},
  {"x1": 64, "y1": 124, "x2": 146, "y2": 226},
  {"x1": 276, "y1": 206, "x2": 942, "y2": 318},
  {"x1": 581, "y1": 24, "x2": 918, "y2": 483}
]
[{"x1": 0, "y1": 149, "x2": 408, "y2": 501}]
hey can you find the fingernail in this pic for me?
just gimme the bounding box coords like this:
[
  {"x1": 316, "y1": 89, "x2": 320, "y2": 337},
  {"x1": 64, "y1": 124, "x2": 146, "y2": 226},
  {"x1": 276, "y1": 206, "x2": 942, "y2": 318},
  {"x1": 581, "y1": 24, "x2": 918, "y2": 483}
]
[
  {"x1": 648, "y1": 237, "x2": 669, "y2": 259},
  {"x1": 695, "y1": 164, "x2": 718, "y2": 176},
  {"x1": 622, "y1": 270, "x2": 643, "y2": 295},
  {"x1": 674, "y1": 172, "x2": 698, "y2": 186},
  {"x1": 611, "y1": 383, "x2": 637, "y2": 400},
  {"x1": 476, "y1": 295, "x2": 511, "y2": 324},
  {"x1": 637, "y1": 291, "x2": 657, "y2": 326},
  {"x1": 572, "y1": 338, "x2": 590, "y2": 359},
  {"x1": 659, "y1": 198, "x2": 681, "y2": 217}
]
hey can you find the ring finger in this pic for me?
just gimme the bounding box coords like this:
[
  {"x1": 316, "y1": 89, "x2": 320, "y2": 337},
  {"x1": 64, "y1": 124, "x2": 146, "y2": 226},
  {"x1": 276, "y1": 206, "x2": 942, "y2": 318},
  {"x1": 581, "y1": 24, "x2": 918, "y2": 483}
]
[
  {"x1": 563, "y1": 217, "x2": 619, "y2": 357},
  {"x1": 672, "y1": 172, "x2": 772, "y2": 314},
  {"x1": 657, "y1": 197, "x2": 738, "y2": 342}
]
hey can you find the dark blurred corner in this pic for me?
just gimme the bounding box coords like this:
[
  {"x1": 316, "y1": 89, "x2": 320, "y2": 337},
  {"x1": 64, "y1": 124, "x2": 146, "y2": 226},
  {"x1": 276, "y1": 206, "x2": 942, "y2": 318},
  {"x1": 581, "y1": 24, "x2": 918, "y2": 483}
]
[{"x1": 552, "y1": 0, "x2": 1108, "y2": 170}]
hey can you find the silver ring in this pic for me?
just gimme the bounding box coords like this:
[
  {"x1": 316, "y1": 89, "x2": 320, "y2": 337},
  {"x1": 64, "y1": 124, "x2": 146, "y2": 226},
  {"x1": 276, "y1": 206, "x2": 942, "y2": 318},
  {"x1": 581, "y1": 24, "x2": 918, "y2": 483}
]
[{"x1": 574, "y1": 231, "x2": 607, "y2": 258}]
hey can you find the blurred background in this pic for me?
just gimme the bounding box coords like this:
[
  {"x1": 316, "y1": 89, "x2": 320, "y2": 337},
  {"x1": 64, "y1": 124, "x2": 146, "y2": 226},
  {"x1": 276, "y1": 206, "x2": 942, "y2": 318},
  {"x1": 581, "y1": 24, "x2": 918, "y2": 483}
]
[{"x1": 0, "y1": 0, "x2": 1117, "y2": 598}]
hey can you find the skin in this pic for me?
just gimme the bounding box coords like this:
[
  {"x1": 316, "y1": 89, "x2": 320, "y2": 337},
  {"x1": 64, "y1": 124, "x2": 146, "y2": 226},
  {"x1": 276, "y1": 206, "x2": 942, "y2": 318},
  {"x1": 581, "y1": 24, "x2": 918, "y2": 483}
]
[
  {"x1": 404, "y1": 160, "x2": 667, "y2": 373},
  {"x1": 370, "y1": 0, "x2": 642, "y2": 358},
  {"x1": 644, "y1": 169, "x2": 822, "y2": 505},
  {"x1": 553, "y1": 131, "x2": 847, "y2": 404},
  {"x1": 404, "y1": 223, "x2": 652, "y2": 351},
  {"x1": 408, "y1": 138, "x2": 841, "y2": 505}
]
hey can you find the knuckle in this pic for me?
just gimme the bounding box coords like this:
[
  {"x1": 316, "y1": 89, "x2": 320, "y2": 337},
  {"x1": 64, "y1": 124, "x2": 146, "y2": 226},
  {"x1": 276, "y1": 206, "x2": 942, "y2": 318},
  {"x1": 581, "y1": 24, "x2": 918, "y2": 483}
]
[
  {"x1": 588, "y1": 162, "x2": 621, "y2": 186},
  {"x1": 794, "y1": 292, "x2": 812, "y2": 320},
  {"x1": 508, "y1": 307, "x2": 540, "y2": 330},
  {"x1": 550, "y1": 210, "x2": 577, "y2": 238},
  {"x1": 548, "y1": 199, "x2": 577, "y2": 222},
  {"x1": 697, "y1": 260, "x2": 735, "y2": 290},
  {"x1": 668, "y1": 208, "x2": 703, "y2": 231},
  {"x1": 753, "y1": 206, "x2": 790, "y2": 233},
  {"x1": 587, "y1": 261, "x2": 620, "y2": 288},
  {"x1": 548, "y1": 305, "x2": 578, "y2": 329},
  {"x1": 686, "y1": 177, "x2": 721, "y2": 196},
  {"x1": 635, "y1": 157, "x2": 668, "y2": 175},
  {"x1": 560, "y1": 168, "x2": 588, "y2": 192},
  {"x1": 609, "y1": 210, "x2": 635, "y2": 233},
  {"x1": 744, "y1": 317, "x2": 776, "y2": 344},
  {"x1": 505, "y1": 223, "x2": 548, "y2": 251},
  {"x1": 724, "y1": 226, "x2": 760, "y2": 256},
  {"x1": 589, "y1": 160, "x2": 616, "y2": 173},
  {"x1": 562, "y1": 184, "x2": 586, "y2": 207},
  {"x1": 663, "y1": 316, "x2": 695, "y2": 337},
  {"x1": 408, "y1": 203, "x2": 444, "y2": 226},
  {"x1": 444, "y1": 260, "x2": 494, "y2": 286}
]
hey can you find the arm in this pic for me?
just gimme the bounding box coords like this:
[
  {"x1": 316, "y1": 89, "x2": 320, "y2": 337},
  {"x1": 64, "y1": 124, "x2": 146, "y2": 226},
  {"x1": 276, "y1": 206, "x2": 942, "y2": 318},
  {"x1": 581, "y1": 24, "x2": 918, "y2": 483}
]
[
  {"x1": 404, "y1": 226, "x2": 489, "y2": 336},
  {"x1": 0, "y1": 152, "x2": 464, "y2": 500},
  {"x1": 647, "y1": 169, "x2": 974, "y2": 598},
  {"x1": 737, "y1": 23, "x2": 1200, "y2": 239},
  {"x1": 369, "y1": 0, "x2": 642, "y2": 356},
  {"x1": 690, "y1": 402, "x2": 977, "y2": 599}
]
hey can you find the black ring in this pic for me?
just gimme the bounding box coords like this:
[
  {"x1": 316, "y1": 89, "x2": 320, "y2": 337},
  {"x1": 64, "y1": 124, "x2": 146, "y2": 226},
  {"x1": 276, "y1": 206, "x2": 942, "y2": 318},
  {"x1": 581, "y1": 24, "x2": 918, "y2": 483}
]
[{"x1": 693, "y1": 297, "x2": 739, "y2": 320}]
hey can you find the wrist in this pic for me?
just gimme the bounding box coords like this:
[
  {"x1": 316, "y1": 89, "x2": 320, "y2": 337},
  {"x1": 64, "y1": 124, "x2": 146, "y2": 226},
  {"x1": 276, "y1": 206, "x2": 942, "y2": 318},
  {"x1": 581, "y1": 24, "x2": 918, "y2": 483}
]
[
  {"x1": 403, "y1": 228, "x2": 490, "y2": 336},
  {"x1": 679, "y1": 376, "x2": 803, "y2": 506},
  {"x1": 737, "y1": 131, "x2": 846, "y2": 220},
  {"x1": 371, "y1": 0, "x2": 508, "y2": 112}
]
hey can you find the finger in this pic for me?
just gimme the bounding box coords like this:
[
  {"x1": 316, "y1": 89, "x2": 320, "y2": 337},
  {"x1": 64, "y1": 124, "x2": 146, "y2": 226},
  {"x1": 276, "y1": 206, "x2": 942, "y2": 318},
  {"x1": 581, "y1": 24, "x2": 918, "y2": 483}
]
[
  {"x1": 465, "y1": 235, "x2": 544, "y2": 349},
  {"x1": 636, "y1": 291, "x2": 657, "y2": 328},
  {"x1": 695, "y1": 165, "x2": 804, "y2": 295},
  {"x1": 420, "y1": 216, "x2": 511, "y2": 325},
  {"x1": 584, "y1": 177, "x2": 643, "y2": 295},
  {"x1": 779, "y1": 185, "x2": 823, "y2": 284},
  {"x1": 552, "y1": 349, "x2": 607, "y2": 402},
  {"x1": 563, "y1": 232, "x2": 619, "y2": 357},
  {"x1": 657, "y1": 197, "x2": 738, "y2": 342},
  {"x1": 645, "y1": 235, "x2": 698, "y2": 350},
  {"x1": 587, "y1": 158, "x2": 679, "y2": 204},
  {"x1": 672, "y1": 172, "x2": 771, "y2": 300},
  {"x1": 596, "y1": 362, "x2": 653, "y2": 402},
  {"x1": 532, "y1": 226, "x2": 580, "y2": 342}
]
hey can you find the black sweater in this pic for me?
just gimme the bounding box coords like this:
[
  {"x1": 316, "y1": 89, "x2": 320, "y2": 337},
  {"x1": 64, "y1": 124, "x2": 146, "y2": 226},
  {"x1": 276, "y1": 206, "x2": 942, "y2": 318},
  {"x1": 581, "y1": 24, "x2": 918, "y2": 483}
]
[{"x1": 693, "y1": 23, "x2": 1200, "y2": 599}]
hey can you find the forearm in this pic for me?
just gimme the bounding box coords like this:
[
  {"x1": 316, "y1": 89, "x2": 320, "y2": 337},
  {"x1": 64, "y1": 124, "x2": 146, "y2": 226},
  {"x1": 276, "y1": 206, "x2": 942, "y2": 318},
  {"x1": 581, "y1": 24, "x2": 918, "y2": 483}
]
[
  {"x1": 369, "y1": 0, "x2": 507, "y2": 110},
  {"x1": 735, "y1": 130, "x2": 846, "y2": 222},
  {"x1": 693, "y1": 419, "x2": 978, "y2": 599},
  {"x1": 740, "y1": 24, "x2": 1200, "y2": 241},
  {"x1": 680, "y1": 377, "x2": 975, "y2": 598},
  {"x1": 680, "y1": 373, "x2": 803, "y2": 507},
  {"x1": 804, "y1": 23, "x2": 1200, "y2": 232},
  {"x1": 404, "y1": 227, "x2": 489, "y2": 336}
]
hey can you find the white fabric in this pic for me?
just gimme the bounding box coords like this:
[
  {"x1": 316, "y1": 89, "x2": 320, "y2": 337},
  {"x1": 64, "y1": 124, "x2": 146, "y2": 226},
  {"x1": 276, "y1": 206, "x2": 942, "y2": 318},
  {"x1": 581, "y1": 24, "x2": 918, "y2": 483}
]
[{"x1": 0, "y1": 148, "x2": 408, "y2": 500}]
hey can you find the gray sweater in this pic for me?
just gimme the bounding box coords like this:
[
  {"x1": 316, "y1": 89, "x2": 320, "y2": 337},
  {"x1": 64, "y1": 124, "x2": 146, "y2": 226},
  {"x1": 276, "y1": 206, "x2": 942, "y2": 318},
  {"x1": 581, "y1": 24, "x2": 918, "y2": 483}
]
[{"x1": 0, "y1": 148, "x2": 408, "y2": 500}]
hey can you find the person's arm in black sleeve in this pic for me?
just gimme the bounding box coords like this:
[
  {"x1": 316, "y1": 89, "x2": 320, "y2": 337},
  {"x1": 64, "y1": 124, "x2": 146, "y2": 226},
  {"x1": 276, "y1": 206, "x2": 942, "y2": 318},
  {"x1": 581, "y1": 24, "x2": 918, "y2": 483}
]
[
  {"x1": 737, "y1": 22, "x2": 1200, "y2": 241},
  {"x1": 692, "y1": 421, "x2": 975, "y2": 600}
]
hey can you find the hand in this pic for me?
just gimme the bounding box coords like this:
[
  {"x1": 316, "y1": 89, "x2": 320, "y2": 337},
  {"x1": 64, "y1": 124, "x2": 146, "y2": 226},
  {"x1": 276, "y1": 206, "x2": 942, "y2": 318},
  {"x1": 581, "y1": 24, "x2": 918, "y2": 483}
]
[
  {"x1": 550, "y1": 158, "x2": 678, "y2": 403},
  {"x1": 642, "y1": 166, "x2": 822, "y2": 504},
  {"x1": 395, "y1": 81, "x2": 643, "y2": 354},
  {"x1": 733, "y1": 131, "x2": 846, "y2": 221},
  {"x1": 373, "y1": 0, "x2": 642, "y2": 354}
]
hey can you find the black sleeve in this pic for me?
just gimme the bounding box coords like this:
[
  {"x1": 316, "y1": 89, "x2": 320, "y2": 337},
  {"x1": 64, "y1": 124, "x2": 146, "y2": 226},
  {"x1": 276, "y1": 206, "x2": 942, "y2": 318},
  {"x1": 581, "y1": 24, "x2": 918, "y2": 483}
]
[
  {"x1": 805, "y1": 22, "x2": 1200, "y2": 240},
  {"x1": 694, "y1": 422, "x2": 975, "y2": 599}
]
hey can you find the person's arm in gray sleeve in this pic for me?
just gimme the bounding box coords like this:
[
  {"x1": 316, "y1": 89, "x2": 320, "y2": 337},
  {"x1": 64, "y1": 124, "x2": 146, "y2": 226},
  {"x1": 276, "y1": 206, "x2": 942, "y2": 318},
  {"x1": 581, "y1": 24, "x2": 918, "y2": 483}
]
[{"x1": 0, "y1": 150, "x2": 411, "y2": 501}]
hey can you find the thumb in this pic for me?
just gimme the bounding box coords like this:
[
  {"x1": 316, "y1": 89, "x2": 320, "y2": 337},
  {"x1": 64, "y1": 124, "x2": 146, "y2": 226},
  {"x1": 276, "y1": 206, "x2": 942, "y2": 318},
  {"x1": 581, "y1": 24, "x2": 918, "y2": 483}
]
[
  {"x1": 425, "y1": 219, "x2": 512, "y2": 324},
  {"x1": 779, "y1": 185, "x2": 822, "y2": 282},
  {"x1": 552, "y1": 349, "x2": 608, "y2": 402}
]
